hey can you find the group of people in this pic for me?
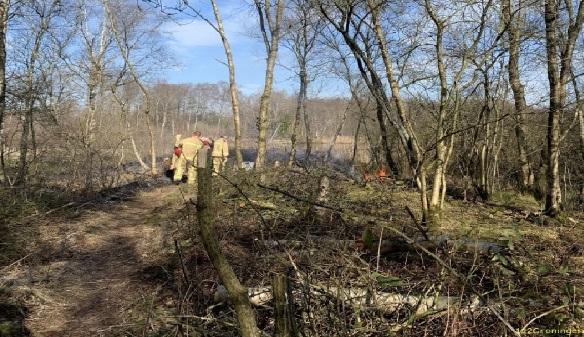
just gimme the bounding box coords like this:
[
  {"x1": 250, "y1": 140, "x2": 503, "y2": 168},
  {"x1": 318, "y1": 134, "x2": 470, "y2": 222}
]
[{"x1": 170, "y1": 131, "x2": 229, "y2": 185}]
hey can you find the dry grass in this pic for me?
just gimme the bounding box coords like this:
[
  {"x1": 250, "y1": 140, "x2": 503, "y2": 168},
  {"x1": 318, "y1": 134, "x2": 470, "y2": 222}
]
[{"x1": 1, "y1": 169, "x2": 583, "y2": 336}]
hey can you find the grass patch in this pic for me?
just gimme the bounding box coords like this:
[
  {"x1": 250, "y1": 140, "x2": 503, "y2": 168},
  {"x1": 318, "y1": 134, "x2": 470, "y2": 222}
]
[{"x1": 491, "y1": 190, "x2": 542, "y2": 211}]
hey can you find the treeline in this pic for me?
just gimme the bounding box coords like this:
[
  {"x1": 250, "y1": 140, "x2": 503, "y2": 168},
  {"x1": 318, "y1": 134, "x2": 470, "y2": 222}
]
[{"x1": 0, "y1": 0, "x2": 583, "y2": 220}]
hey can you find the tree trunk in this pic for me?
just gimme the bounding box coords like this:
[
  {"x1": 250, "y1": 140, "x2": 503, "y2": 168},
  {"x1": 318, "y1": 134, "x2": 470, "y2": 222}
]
[
  {"x1": 366, "y1": 0, "x2": 423, "y2": 173},
  {"x1": 351, "y1": 117, "x2": 361, "y2": 165},
  {"x1": 230, "y1": 285, "x2": 480, "y2": 317},
  {"x1": 16, "y1": 104, "x2": 33, "y2": 186},
  {"x1": 572, "y1": 72, "x2": 584, "y2": 161},
  {"x1": 16, "y1": 17, "x2": 46, "y2": 186},
  {"x1": 302, "y1": 81, "x2": 311, "y2": 164},
  {"x1": 373, "y1": 94, "x2": 399, "y2": 176},
  {"x1": 160, "y1": 101, "x2": 167, "y2": 145},
  {"x1": 273, "y1": 274, "x2": 296, "y2": 337},
  {"x1": 197, "y1": 150, "x2": 260, "y2": 337},
  {"x1": 501, "y1": 0, "x2": 533, "y2": 192},
  {"x1": 543, "y1": 0, "x2": 584, "y2": 215},
  {"x1": 82, "y1": 10, "x2": 109, "y2": 190},
  {"x1": 324, "y1": 102, "x2": 349, "y2": 163},
  {"x1": 210, "y1": 0, "x2": 243, "y2": 169},
  {"x1": 544, "y1": 0, "x2": 563, "y2": 216},
  {"x1": 254, "y1": 0, "x2": 284, "y2": 170},
  {"x1": 476, "y1": 71, "x2": 494, "y2": 201},
  {"x1": 85, "y1": 74, "x2": 98, "y2": 190},
  {"x1": 130, "y1": 135, "x2": 148, "y2": 171},
  {"x1": 426, "y1": 5, "x2": 448, "y2": 226},
  {"x1": 288, "y1": 69, "x2": 306, "y2": 167},
  {"x1": 579, "y1": 107, "x2": 584, "y2": 162},
  {"x1": 0, "y1": 0, "x2": 8, "y2": 184},
  {"x1": 146, "y1": 114, "x2": 157, "y2": 175}
]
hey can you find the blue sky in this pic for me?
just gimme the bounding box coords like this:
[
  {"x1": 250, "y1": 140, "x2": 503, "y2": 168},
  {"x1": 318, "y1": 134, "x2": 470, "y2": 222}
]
[
  {"x1": 159, "y1": 0, "x2": 348, "y2": 97},
  {"x1": 161, "y1": 1, "x2": 298, "y2": 95},
  {"x1": 154, "y1": 0, "x2": 558, "y2": 105}
]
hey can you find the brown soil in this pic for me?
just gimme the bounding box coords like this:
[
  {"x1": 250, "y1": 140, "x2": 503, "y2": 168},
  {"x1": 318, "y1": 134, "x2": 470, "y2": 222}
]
[{"x1": 1, "y1": 185, "x2": 179, "y2": 337}]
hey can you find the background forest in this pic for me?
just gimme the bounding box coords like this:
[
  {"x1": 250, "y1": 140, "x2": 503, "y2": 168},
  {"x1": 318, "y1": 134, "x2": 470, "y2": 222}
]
[{"x1": 1, "y1": 0, "x2": 584, "y2": 336}]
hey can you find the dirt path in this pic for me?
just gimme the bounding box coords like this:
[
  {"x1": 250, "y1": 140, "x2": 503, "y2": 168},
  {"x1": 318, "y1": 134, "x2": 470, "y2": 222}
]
[{"x1": 2, "y1": 185, "x2": 181, "y2": 337}]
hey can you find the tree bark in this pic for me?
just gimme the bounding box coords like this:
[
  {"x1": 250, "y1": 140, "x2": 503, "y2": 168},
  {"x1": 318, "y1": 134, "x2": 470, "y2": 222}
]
[
  {"x1": 351, "y1": 117, "x2": 361, "y2": 165},
  {"x1": 0, "y1": 0, "x2": 9, "y2": 184},
  {"x1": 288, "y1": 69, "x2": 306, "y2": 166},
  {"x1": 501, "y1": 0, "x2": 533, "y2": 192},
  {"x1": 373, "y1": 93, "x2": 399, "y2": 176},
  {"x1": 210, "y1": 0, "x2": 243, "y2": 169},
  {"x1": 301, "y1": 75, "x2": 312, "y2": 164},
  {"x1": 273, "y1": 274, "x2": 296, "y2": 337},
  {"x1": 197, "y1": 150, "x2": 260, "y2": 337},
  {"x1": 254, "y1": 0, "x2": 285, "y2": 170},
  {"x1": 543, "y1": 0, "x2": 584, "y2": 215}
]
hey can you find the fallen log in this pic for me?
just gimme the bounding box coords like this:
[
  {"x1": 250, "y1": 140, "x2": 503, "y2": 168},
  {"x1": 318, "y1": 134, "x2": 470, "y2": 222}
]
[
  {"x1": 260, "y1": 235, "x2": 507, "y2": 256},
  {"x1": 214, "y1": 254, "x2": 481, "y2": 315},
  {"x1": 246, "y1": 199, "x2": 278, "y2": 210},
  {"x1": 213, "y1": 284, "x2": 480, "y2": 315},
  {"x1": 214, "y1": 285, "x2": 272, "y2": 306},
  {"x1": 361, "y1": 229, "x2": 507, "y2": 255},
  {"x1": 258, "y1": 238, "x2": 356, "y2": 249}
]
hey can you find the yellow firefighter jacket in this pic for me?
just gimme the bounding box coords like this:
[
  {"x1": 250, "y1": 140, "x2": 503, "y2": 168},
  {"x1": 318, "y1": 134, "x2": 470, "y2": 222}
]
[
  {"x1": 212, "y1": 138, "x2": 229, "y2": 158},
  {"x1": 181, "y1": 136, "x2": 203, "y2": 159}
]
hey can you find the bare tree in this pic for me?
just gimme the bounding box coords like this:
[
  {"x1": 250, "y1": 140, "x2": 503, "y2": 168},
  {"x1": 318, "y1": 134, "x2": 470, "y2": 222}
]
[
  {"x1": 283, "y1": 0, "x2": 322, "y2": 166},
  {"x1": 543, "y1": 0, "x2": 584, "y2": 215},
  {"x1": 0, "y1": 0, "x2": 9, "y2": 183},
  {"x1": 501, "y1": 0, "x2": 534, "y2": 193},
  {"x1": 208, "y1": 0, "x2": 244, "y2": 169},
  {"x1": 75, "y1": 0, "x2": 113, "y2": 189},
  {"x1": 319, "y1": 0, "x2": 490, "y2": 226},
  {"x1": 15, "y1": 0, "x2": 61, "y2": 186},
  {"x1": 177, "y1": 0, "x2": 246, "y2": 169},
  {"x1": 254, "y1": 0, "x2": 285, "y2": 169},
  {"x1": 103, "y1": 0, "x2": 162, "y2": 176},
  {"x1": 572, "y1": 71, "x2": 584, "y2": 161},
  {"x1": 110, "y1": 65, "x2": 150, "y2": 172}
]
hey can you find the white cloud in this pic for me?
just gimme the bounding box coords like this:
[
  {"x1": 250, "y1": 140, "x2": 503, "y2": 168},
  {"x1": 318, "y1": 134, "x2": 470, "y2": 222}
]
[
  {"x1": 165, "y1": 20, "x2": 220, "y2": 48},
  {"x1": 163, "y1": 6, "x2": 253, "y2": 49}
]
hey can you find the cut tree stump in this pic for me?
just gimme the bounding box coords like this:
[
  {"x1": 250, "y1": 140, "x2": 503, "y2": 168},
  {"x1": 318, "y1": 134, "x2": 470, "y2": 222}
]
[{"x1": 273, "y1": 274, "x2": 297, "y2": 337}]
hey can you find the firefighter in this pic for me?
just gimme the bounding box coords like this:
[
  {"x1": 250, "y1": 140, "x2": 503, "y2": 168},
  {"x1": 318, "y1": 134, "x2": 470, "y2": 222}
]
[
  {"x1": 171, "y1": 134, "x2": 185, "y2": 183},
  {"x1": 201, "y1": 136, "x2": 212, "y2": 150},
  {"x1": 212, "y1": 135, "x2": 229, "y2": 176},
  {"x1": 174, "y1": 131, "x2": 203, "y2": 184}
]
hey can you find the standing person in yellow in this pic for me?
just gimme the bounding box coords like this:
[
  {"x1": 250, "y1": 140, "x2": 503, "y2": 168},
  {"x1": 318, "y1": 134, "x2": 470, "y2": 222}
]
[
  {"x1": 170, "y1": 134, "x2": 183, "y2": 180},
  {"x1": 174, "y1": 131, "x2": 203, "y2": 184},
  {"x1": 212, "y1": 135, "x2": 229, "y2": 176}
]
